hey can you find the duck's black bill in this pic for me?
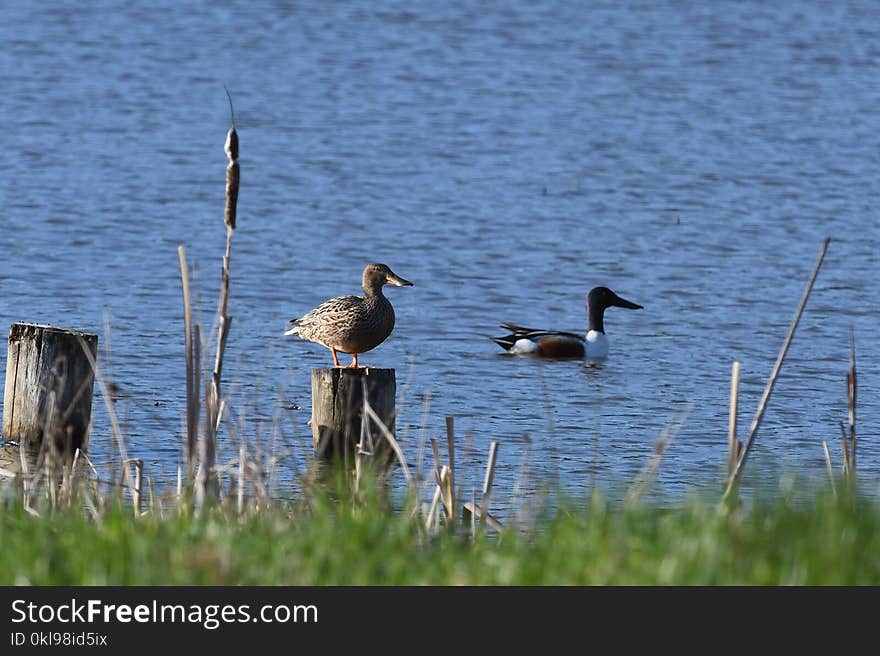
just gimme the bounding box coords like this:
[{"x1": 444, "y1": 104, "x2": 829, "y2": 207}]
[{"x1": 613, "y1": 295, "x2": 643, "y2": 310}]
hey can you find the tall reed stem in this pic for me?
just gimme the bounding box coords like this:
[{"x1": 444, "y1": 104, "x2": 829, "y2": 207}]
[
  {"x1": 178, "y1": 246, "x2": 198, "y2": 490},
  {"x1": 727, "y1": 361, "x2": 741, "y2": 480},
  {"x1": 198, "y1": 91, "x2": 240, "y2": 504},
  {"x1": 724, "y1": 238, "x2": 830, "y2": 499}
]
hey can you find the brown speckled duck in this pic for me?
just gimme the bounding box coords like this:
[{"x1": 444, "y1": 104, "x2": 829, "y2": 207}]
[{"x1": 285, "y1": 263, "x2": 413, "y2": 368}]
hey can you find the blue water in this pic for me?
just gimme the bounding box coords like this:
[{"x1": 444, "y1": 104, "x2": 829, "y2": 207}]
[{"x1": 2, "y1": 1, "x2": 878, "y2": 505}]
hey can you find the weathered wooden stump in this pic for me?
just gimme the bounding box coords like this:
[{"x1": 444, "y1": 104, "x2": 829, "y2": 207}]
[
  {"x1": 2, "y1": 323, "x2": 98, "y2": 457},
  {"x1": 311, "y1": 368, "x2": 396, "y2": 466}
]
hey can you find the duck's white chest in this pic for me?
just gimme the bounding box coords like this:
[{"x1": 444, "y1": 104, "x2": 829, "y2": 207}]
[{"x1": 584, "y1": 330, "x2": 609, "y2": 359}]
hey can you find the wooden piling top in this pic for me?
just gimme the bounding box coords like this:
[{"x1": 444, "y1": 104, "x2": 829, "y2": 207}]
[{"x1": 8, "y1": 322, "x2": 98, "y2": 342}]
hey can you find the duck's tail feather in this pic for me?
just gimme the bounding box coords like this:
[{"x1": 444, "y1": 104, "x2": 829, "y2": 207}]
[
  {"x1": 500, "y1": 322, "x2": 536, "y2": 333},
  {"x1": 490, "y1": 334, "x2": 517, "y2": 351}
]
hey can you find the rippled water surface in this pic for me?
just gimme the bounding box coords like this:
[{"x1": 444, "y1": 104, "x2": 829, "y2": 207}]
[{"x1": 2, "y1": 1, "x2": 878, "y2": 504}]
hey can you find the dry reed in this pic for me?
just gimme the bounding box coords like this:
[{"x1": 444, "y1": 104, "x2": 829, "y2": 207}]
[
  {"x1": 724, "y1": 237, "x2": 830, "y2": 498},
  {"x1": 727, "y1": 360, "x2": 741, "y2": 479}
]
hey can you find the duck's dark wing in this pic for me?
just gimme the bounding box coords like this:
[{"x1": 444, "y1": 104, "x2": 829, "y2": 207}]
[
  {"x1": 492, "y1": 323, "x2": 585, "y2": 352},
  {"x1": 499, "y1": 323, "x2": 584, "y2": 341}
]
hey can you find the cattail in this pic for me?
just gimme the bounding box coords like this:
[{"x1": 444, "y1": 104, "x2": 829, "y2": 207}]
[
  {"x1": 224, "y1": 86, "x2": 239, "y2": 230},
  {"x1": 199, "y1": 87, "x2": 240, "y2": 504}
]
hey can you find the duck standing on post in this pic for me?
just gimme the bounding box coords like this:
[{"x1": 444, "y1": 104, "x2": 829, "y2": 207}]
[
  {"x1": 285, "y1": 263, "x2": 413, "y2": 368},
  {"x1": 492, "y1": 286, "x2": 642, "y2": 361}
]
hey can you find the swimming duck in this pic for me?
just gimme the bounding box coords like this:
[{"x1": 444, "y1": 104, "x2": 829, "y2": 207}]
[
  {"x1": 285, "y1": 263, "x2": 413, "y2": 367},
  {"x1": 491, "y1": 286, "x2": 642, "y2": 360}
]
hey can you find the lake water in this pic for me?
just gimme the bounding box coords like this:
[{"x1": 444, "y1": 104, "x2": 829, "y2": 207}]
[{"x1": 2, "y1": 1, "x2": 878, "y2": 507}]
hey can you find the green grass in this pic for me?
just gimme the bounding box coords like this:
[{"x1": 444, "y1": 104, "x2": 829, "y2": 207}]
[{"x1": 2, "y1": 487, "x2": 879, "y2": 585}]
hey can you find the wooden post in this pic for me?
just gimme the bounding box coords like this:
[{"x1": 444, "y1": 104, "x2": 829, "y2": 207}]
[
  {"x1": 311, "y1": 368, "x2": 396, "y2": 465},
  {"x1": 2, "y1": 323, "x2": 98, "y2": 457}
]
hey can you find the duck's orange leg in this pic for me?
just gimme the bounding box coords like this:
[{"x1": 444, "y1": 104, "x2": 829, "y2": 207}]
[
  {"x1": 331, "y1": 348, "x2": 341, "y2": 367},
  {"x1": 347, "y1": 353, "x2": 359, "y2": 368}
]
